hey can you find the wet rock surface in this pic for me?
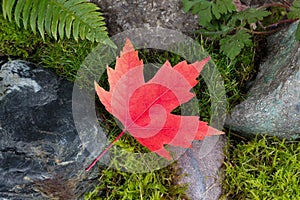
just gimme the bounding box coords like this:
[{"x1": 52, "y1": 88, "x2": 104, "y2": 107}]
[
  {"x1": 0, "y1": 61, "x2": 98, "y2": 199},
  {"x1": 92, "y1": 0, "x2": 200, "y2": 36},
  {"x1": 226, "y1": 21, "x2": 300, "y2": 140}
]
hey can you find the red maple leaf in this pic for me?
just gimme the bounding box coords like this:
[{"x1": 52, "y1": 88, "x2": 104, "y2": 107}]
[{"x1": 86, "y1": 38, "x2": 223, "y2": 171}]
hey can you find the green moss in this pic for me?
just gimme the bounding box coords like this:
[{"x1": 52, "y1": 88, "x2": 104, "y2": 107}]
[
  {"x1": 202, "y1": 39, "x2": 255, "y2": 109},
  {"x1": 0, "y1": 12, "x2": 43, "y2": 58},
  {"x1": 222, "y1": 135, "x2": 300, "y2": 199},
  {"x1": 85, "y1": 163, "x2": 187, "y2": 200},
  {"x1": 31, "y1": 39, "x2": 96, "y2": 81}
]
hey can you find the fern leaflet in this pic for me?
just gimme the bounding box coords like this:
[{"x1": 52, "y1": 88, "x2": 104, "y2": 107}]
[{"x1": 2, "y1": 0, "x2": 110, "y2": 44}]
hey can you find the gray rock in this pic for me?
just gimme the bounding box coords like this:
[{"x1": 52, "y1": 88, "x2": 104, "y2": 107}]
[
  {"x1": 177, "y1": 136, "x2": 225, "y2": 200},
  {"x1": 92, "y1": 0, "x2": 200, "y2": 36},
  {"x1": 226, "y1": 21, "x2": 300, "y2": 140},
  {"x1": 0, "y1": 61, "x2": 100, "y2": 199}
]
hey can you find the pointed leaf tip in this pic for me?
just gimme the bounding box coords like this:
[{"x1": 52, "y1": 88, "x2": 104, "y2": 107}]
[
  {"x1": 207, "y1": 126, "x2": 224, "y2": 136},
  {"x1": 193, "y1": 56, "x2": 210, "y2": 73},
  {"x1": 122, "y1": 38, "x2": 136, "y2": 55},
  {"x1": 94, "y1": 80, "x2": 99, "y2": 90}
]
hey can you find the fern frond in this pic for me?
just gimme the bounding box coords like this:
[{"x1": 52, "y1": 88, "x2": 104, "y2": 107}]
[{"x1": 1, "y1": 0, "x2": 109, "y2": 43}]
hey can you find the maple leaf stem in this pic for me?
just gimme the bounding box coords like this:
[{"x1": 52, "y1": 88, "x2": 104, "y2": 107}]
[{"x1": 85, "y1": 130, "x2": 126, "y2": 171}]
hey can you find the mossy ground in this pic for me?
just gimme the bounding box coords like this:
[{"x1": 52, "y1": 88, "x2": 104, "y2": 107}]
[
  {"x1": 221, "y1": 135, "x2": 300, "y2": 200},
  {"x1": 0, "y1": 12, "x2": 43, "y2": 59},
  {"x1": 1, "y1": 10, "x2": 300, "y2": 200}
]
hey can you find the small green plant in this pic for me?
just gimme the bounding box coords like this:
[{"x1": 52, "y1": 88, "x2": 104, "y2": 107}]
[
  {"x1": 1, "y1": 0, "x2": 110, "y2": 44},
  {"x1": 182, "y1": 0, "x2": 300, "y2": 60},
  {"x1": 288, "y1": 0, "x2": 300, "y2": 40},
  {"x1": 182, "y1": 0, "x2": 236, "y2": 28},
  {"x1": 222, "y1": 135, "x2": 300, "y2": 199}
]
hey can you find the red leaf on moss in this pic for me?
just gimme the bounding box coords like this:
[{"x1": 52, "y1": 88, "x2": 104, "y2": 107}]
[{"x1": 86, "y1": 38, "x2": 223, "y2": 171}]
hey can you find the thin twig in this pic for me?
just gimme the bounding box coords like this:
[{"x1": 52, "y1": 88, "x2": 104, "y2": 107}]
[
  {"x1": 259, "y1": 3, "x2": 290, "y2": 9},
  {"x1": 265, "y1": 18, "x2": 298, "y2": 29},
  {"x1": 246, "y1": 18, "x2": 298, "y2": 35},
  {"x1": 280, "y1": 0, "x2": 291, "y2": 7},
  {"x1": 250, "y1": 27, "x2": 286, "y2": 35}
]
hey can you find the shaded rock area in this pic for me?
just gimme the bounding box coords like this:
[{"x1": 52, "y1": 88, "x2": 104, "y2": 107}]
[
  {"x1": 226, "y1": 21, "x2": 300, "y2": 140},
  {"x1": 0, "y1": 61, "x2": 99, "y2": 199},
  {"x1": 92, "y1": 0, "x2": 200, "y2": 36},
  {"x1": 177, "y1": 136, "x2": 226, "y2": 200},
  {"x1": 240, "y1": 0, "x2": 293, "y2": 7}
]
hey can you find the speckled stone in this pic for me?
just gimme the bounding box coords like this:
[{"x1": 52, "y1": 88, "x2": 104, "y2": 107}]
[
  {"x1": 176, "y1": 136, "x2": 226, "y2": 200},
  {"x1": 92, "y1": 0, "x2": 200, "y2": 36},
  {"x1": 226, "y1": 21, "x2": 300, "y2": 140}
]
